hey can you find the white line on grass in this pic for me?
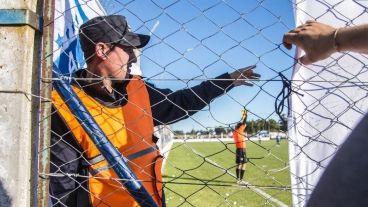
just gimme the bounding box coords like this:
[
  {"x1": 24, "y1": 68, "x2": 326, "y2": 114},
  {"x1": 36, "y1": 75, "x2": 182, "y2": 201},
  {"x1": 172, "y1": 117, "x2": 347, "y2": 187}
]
[{"x1": 190, "y1": 147, "x2": 288, "y2": 207}]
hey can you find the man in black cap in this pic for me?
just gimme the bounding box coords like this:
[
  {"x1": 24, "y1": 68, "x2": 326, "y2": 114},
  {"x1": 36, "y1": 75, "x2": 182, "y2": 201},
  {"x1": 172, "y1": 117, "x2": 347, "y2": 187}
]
[{"x1": 50, "y1": 15, "x2": 260, "y2": 207}]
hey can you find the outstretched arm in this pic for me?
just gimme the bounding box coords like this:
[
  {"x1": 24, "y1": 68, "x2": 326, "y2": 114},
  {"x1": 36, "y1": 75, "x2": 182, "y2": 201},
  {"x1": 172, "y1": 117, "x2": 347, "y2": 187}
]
[
  {"x1": 241, "y1": 109, "x2": 248, "y2": 125},
  {"x1": 283, "y1": 21, "x2": 368, "y2": 64},
  {"x1": 149, "y1": 66, "x2": 260, "y2": 126}
]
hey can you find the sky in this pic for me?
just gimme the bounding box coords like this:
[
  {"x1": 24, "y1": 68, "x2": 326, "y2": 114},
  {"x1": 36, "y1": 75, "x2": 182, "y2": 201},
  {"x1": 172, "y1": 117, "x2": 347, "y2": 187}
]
[{"x1": 100, "y1": 0, "x2": 296, "y2": 132}]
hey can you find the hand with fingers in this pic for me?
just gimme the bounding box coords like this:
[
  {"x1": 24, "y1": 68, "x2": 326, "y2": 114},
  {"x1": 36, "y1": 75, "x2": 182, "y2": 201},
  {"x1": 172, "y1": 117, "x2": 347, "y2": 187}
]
[
  {"x1": 283, "y1": 20, "x2": 337, "y2": 65},
  {"x1": 283, "y1": 20, "x2": 368, "y2": 65},
  {"x1": 230, "y1": 65, "x2": 261, "y2": 86}
]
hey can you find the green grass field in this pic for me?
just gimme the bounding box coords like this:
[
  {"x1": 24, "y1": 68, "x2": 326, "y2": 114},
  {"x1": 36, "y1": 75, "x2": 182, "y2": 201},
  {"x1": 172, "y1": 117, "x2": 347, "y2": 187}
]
[{"x1": 163, "y1": 140, "x2": 291, "y2": 207}]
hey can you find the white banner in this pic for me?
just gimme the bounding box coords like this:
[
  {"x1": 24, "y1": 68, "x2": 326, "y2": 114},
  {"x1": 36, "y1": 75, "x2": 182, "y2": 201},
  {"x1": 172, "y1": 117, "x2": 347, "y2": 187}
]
[{"x1": 290, "y1": 1, "x2": 368, "y2": 206}]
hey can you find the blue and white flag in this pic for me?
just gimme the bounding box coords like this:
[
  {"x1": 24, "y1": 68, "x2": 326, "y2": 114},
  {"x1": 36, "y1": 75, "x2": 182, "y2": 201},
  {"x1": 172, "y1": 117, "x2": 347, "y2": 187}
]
[{"x1": 53, "y1": 0, "x2": 105, "y2": 75}]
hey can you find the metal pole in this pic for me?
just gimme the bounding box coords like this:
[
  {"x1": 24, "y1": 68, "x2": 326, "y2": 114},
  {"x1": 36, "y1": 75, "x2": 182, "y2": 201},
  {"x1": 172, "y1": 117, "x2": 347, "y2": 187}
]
[{"x1": 37, "y1": 0, "x2": 54, "y2": 206}]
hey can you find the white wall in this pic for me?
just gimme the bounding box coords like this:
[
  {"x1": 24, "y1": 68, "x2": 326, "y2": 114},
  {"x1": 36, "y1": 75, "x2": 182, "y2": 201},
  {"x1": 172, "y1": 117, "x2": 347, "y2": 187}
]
[{"x1": 0, "y1": 1, "x2": 39, "y2": 206}]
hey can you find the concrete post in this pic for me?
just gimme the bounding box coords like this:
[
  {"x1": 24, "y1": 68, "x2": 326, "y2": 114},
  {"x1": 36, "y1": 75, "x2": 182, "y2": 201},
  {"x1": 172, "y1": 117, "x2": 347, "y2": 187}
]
[{"x1": 0, "y1": 0, "x2": 42, "y2": 206}]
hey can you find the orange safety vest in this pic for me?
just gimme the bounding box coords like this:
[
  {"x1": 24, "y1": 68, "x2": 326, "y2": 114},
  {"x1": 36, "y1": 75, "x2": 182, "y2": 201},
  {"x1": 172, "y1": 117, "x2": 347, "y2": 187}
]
[
  {"x1": 52, "y1": 77, "x2": 163, "y2": 207},
  {"x1": 233, "y1": 124, "x2": 246, "y2": 149}
]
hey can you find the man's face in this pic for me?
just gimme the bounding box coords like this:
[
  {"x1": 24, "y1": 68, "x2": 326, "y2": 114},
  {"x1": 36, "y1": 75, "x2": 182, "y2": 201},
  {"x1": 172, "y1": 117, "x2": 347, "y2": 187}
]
[{"x1": 104, "y1": 45, "x2": 137, "y2": 80}]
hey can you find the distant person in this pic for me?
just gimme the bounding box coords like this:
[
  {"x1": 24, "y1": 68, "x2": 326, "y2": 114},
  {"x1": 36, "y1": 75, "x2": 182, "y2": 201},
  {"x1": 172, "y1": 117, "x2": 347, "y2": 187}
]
[
  {"x1": 50, "y1": 15, "x2": 261, "y2": 207},
  {"x1": 232, "y1": 110, "x2": 248, "y2": 184},
  {"x1": 258, "y1": 133, "x2": 262, "y2": 144},
  {"x1": 283, "y1": 21, "x2": 368, "y2": 207},
  {"x1": 275, "y1": 133, "x2": 281, "y2": 146}
]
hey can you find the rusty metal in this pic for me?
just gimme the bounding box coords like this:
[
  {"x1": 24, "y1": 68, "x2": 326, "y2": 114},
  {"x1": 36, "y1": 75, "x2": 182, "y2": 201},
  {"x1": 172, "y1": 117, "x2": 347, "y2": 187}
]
[{"x1": 37, "y1": 0, "x2": 54, "y2": 206}]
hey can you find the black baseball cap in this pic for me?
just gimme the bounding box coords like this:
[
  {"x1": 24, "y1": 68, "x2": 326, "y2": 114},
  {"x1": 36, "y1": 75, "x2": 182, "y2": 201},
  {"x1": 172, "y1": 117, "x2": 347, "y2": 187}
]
[{"x1": 79, "y1": 15, "x2": 150, "y2": 58}]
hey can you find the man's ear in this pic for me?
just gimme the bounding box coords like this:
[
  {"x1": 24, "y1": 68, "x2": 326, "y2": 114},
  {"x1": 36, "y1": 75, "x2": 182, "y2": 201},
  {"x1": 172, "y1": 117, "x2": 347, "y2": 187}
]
[{"x1": 95, "y1": 43, "x2": 109, "y2": 60}]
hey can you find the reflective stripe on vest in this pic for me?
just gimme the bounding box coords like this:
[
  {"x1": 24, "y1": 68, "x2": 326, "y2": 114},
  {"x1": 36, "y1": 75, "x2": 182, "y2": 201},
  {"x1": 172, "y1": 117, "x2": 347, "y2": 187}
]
[
  {"x1": 84, "y1": 146, "x2": 158, "y2": 176},
  {"x1": 52, "y1": 77, "x2": 163, "y2": 207}
]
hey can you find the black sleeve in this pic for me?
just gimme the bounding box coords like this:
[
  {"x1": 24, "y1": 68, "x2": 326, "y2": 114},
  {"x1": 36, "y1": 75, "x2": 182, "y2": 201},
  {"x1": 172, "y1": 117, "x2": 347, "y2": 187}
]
[
  {"x1": 49, "y1": 106, "x2": 90, "y2": 207},
  {"x1": 148, "y1": 73, "x2": 234, "y2": 126}
]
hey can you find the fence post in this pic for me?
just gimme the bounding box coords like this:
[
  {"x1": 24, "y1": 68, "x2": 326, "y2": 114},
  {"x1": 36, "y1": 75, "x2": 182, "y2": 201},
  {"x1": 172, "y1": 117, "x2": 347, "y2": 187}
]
[
  {"x1": 38, "y1": 0, "x2": 54, "y2": 206},
  {"x1": 0, "y1": 0, "x2": 43, "y2": 206}
]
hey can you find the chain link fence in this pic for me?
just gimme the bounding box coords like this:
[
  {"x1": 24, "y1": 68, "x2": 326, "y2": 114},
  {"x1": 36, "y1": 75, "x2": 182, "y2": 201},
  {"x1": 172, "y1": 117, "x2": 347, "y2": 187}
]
[{"x1": 37, "y1": 0, "x2": 368, "y2": 206}]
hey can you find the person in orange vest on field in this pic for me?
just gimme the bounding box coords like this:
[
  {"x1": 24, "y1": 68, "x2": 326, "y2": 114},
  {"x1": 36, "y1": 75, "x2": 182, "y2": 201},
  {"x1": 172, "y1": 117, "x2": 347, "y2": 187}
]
[
  {"x1": 49, "y1": 15, "x2": 260, "y2": 207},
  {"x1": 232, "y1": 110, "x2": 248, "y2": 184}
]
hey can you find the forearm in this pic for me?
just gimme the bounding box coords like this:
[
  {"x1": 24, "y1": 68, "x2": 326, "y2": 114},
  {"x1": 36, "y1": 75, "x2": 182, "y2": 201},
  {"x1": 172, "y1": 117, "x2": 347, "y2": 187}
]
[
  {"x1": 150, "y1": 73, "x2": 234, "y2": 125},
  {"x1": 283, "y1": 21, "x2": 368, "y2": 64},
  {"x1": 336, "y1": 24, "x2": 368, "y2": 54}
]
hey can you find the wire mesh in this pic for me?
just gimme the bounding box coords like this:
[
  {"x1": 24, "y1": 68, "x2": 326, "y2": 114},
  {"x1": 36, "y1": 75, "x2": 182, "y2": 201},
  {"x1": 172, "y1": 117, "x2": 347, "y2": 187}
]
[{"x1": 37, "y1": 0, "x2": 368, "y2": 206}]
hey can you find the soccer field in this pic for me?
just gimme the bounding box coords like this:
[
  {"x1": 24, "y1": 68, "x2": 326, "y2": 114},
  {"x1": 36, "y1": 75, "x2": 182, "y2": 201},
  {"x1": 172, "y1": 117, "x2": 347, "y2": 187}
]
[{"x1": 163, "y1": 140, "x2": 291, "y2": 207}]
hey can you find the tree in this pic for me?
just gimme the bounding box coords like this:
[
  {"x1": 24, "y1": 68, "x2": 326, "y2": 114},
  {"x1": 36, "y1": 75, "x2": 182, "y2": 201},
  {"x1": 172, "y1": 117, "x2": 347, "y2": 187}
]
[
  {"x1": 246, "y1": 120, "x2": 256, "y2": 135},
  {"x1": 268, "y1": 119, "x2": 280, "y2": 132},
  {"x1": 279, "y1": 114, "x2": 288, "y2": 132},
  {"x1": 173, "y1": 130, "x2": 184, "y2": 135},
  {"x1": 214, "y1": 126, "x2": 226, "y2": 135},
  {"x1": 190, "y1": 129, "x2": 196, "y2": 135}
]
